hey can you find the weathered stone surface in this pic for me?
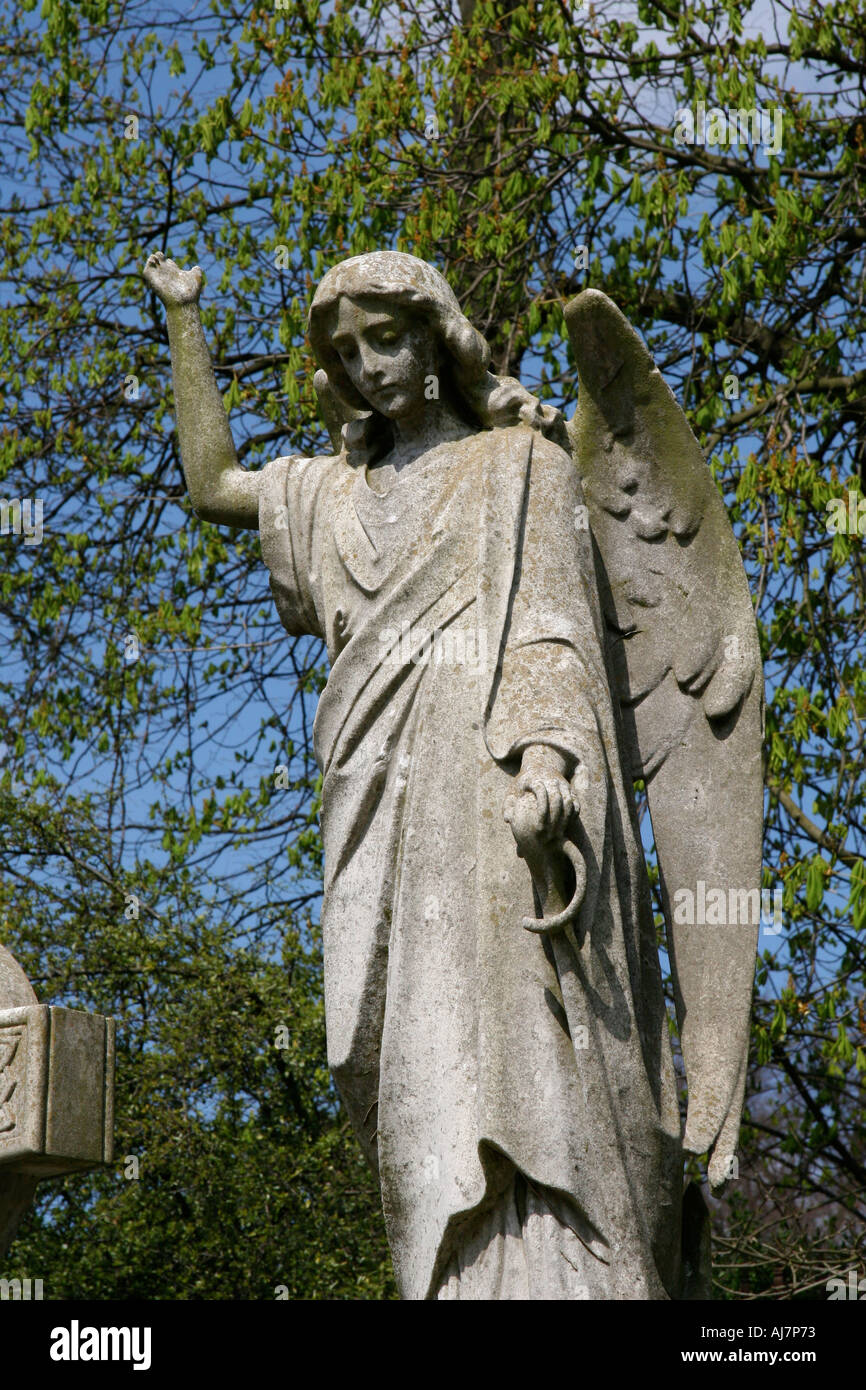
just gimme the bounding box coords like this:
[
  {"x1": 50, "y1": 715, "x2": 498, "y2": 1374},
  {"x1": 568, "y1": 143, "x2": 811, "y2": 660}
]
[
  {"x1": 0, "y1": 944, "x2": 37, "y2": 1010},
  {"x1": 145, "y1": 248, "x2": 763, "y2": 1299},
  {"x1": 0, "y1": 959, "x2": 116, "y2": 1258},
  {"x1": 0, "y1": 1005, "x2": 115, "y2": 1175},
  {"x1": 565, "y1": 290, "x2": 763, "y2": 1190}
]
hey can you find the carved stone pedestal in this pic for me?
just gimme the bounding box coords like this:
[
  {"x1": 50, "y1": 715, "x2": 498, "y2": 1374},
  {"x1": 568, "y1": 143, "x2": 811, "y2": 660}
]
[{"x1": 0, "y1": 944, "x2": 115, "y2": 1260}]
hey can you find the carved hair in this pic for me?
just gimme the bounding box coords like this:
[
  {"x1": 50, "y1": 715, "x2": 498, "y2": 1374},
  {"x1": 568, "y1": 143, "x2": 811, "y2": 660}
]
[{"x1": 307, "y1": 251, "x2": 568, "y2": 464}]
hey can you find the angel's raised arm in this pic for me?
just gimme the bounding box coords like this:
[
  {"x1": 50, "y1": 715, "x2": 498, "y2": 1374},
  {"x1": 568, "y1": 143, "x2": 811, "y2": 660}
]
[{"x1": 143, "y1": 253, "x2": 260, "y2": 529}]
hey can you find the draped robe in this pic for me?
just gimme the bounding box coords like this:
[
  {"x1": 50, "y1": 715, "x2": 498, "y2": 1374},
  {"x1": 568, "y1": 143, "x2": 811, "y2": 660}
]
[{"x1": 258, "y1": 423, "x2": 683, "y2": 1300}]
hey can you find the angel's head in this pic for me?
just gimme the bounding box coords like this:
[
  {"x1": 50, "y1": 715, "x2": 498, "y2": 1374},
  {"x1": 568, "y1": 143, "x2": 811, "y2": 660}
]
[{"x1": 308, "y1": 251, "x2": 567, "y2": 463}]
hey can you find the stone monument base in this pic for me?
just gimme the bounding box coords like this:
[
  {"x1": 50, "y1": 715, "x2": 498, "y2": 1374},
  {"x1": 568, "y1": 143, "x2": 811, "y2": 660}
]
[{"x1": 0, "y1": 946, "x2": 116, "y2": 1259}]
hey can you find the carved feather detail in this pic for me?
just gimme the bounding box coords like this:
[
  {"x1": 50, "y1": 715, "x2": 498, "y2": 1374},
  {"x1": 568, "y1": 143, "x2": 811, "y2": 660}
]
[{"x1": 565, "y1": 288, "x2": 764, "y2": 1186}]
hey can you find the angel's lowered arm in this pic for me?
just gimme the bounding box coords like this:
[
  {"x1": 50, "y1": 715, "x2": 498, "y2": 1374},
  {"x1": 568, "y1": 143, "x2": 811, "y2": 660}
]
[{"x1": 143, "y1": 253, "x2": 260, "y2": 529}]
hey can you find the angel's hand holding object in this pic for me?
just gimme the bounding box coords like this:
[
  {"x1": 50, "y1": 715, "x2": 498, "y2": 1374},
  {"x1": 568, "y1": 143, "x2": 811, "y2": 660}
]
[{"x1": 503, "y1": 751, "x2": 587, "y2": 937}]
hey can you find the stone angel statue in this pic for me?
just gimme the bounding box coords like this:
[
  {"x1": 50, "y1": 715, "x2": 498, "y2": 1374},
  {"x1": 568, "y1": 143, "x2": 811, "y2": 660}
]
[{"x1": 143, "y1": 248, "x2": 763, "y2": 1301}]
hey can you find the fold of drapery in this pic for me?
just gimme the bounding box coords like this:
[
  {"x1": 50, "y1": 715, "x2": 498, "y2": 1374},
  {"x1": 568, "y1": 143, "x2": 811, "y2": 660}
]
[{"x1": 258, "y1": 427, "x2": 683, "y2": 1300}]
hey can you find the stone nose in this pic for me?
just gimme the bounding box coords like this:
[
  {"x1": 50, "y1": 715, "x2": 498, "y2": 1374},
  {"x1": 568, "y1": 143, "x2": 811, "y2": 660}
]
[{"x1": 357, "y1": 344, "x2": 388, "y2": 388}]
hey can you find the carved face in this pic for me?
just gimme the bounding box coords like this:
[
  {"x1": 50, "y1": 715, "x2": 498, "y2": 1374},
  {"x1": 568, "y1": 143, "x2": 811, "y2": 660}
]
[{"x1": 328, "y1": 295, "x2": 439, "y2": 422}]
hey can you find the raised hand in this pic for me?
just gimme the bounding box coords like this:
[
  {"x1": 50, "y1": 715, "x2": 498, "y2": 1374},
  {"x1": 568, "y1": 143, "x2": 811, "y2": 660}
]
[
  {"x1": 142, "y1": 250, "x2": 259, "y2": 529},
  {"x1": 143, "y1": 251, "x2": 203, "y2": 308}
]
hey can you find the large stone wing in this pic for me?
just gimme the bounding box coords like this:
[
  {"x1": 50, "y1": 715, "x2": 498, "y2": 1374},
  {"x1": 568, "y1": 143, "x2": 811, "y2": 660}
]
[{"x1": 564, "y1": 289, "x2": 763, "y2": 1189}]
